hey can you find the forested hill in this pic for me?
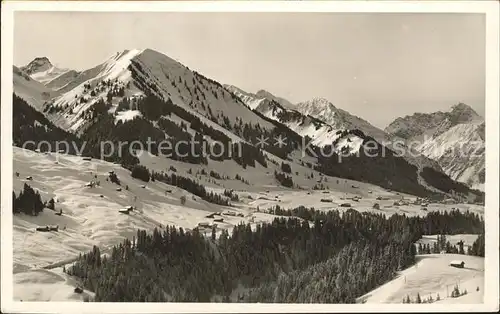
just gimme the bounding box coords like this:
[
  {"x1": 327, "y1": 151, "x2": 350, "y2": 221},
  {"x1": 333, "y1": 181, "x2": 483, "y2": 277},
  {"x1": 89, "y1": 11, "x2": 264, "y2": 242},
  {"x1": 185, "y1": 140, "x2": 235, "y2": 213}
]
[{"x1": 66, "y1": 207, "x2": 483, "y2": 302}]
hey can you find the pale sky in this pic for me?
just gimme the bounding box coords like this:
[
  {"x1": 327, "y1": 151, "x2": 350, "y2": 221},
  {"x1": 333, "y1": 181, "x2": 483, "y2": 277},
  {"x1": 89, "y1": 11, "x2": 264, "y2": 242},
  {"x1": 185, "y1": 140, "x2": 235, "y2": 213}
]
[{"x1": 14, "y1": 12, "x2": 485, "y2": 128}]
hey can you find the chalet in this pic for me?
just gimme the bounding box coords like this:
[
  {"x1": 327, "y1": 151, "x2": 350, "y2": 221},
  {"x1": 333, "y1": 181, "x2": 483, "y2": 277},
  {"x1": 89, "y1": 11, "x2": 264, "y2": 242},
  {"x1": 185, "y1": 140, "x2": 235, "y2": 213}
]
[
  {"x1": 35, "y1": 149, "x2": 41, "y2": 153},
  {"x1": 449, "y1": 260, "x2": 465, "y2": 268},
  {"x1": 26, "y1": 176, "x2": 33, "y2": 181},
  {"x1": 198, "y1": 222, "x2": 211, "y2": 228},
  {"x1": 49, "y1": 225, "x2": 59, "y2": 232},
  {"x1": 322, "y1": 191, "x2": 330, "y2": 194},
  {"x1": 141, "y1": 185, "x2": 146, "y2": 188},
  {"x1": 351, "y1": 185, "x2": 359, "y2": 188},
  {"x1": 206, "y1": 213, "x2": 217, "y2": 219},
  {"x1": 340, "y1": 203, "x2": 351, "y2": 208},
  {"x1": 214, "y1": 218, "x2": 224, "y2": 223},
  {"x1": 116, "y1": 187, "x2": 122, "y2": 191},
  {"x1": 58, "y1": 150, "x2": 65, "y2": 154},
  {"x1": 55, "y1": 209, "x2": 63, "y2": 216},
  {"x1": 74, "y1": 286, "x2": 84, "y2": 294},
  {"x1": 320, "y1": 199, "x2": 333, "y2": 203},
  {"x1": 421, "y1": 207, "x2": 428, "y2": 211},
  {"x1": 36, "y1": 226, "x2": 50, "y2": 232},
  {"x1": 118, "y1": 206, "x2": 133, "y2": 214}
]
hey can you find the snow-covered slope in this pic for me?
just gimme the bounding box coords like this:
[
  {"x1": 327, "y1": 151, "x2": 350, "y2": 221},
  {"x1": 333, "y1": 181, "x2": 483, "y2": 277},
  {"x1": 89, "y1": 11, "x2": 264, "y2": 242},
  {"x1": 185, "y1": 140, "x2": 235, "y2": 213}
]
[
  {"x1": 13, "y1": 66, "x2": 54, "y2": 110},
  {"x1": 12, "y1": 145, "x2": 484, "y2": 301},
  {"x1": 386, "y1": 104, "x2": 485, "y2": 190},
  {"x1": 359, "y1": 253, "x2": 484, "y2": 304}
]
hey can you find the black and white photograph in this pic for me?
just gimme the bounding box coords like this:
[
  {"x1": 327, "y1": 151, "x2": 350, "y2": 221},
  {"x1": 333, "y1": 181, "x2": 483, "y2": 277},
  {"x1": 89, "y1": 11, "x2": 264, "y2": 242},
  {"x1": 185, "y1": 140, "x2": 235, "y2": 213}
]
[{"x1": 1, "y1": 1, "x2": 499, "y2": 313}]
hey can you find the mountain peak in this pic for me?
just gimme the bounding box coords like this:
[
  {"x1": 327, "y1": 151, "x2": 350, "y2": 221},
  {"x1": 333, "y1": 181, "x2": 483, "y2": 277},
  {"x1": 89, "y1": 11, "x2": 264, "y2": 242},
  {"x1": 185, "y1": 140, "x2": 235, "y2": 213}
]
[{"x1": 21, "y1": 57, "x2": 53, "y2": 75}]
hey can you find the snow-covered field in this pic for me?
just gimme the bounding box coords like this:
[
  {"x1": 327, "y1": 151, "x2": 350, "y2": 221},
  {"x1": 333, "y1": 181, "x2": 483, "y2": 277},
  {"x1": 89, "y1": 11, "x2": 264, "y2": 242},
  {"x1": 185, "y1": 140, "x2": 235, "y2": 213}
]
[
  {"x1": 358, "y1": 254, "x2": 484, "y2": 304},
  {"x1": 10, "y1": 146, "x2": 484, "y2": 302}
]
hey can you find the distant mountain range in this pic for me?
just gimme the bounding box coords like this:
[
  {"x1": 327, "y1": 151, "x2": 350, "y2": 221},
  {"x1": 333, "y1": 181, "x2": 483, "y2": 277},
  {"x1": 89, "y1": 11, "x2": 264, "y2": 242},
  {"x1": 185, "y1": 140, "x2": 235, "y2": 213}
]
[{"x1": 12, "y1": 48, "x2": 484, "y2": 199}]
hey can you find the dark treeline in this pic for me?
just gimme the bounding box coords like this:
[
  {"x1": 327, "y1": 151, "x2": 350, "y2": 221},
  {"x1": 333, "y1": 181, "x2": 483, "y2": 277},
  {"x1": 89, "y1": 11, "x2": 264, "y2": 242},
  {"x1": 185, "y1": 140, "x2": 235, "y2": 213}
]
[
  {"x1": 274, "y1": 170, "x2": 294, "y2": 188},
  {"x1": 151, "y1": 170, "x2": 230, "y2": 206},
  {"x1": 12, "y1": 183, "x2": 45, "y2": 216},
  {"x1": 65, "y1": 207, "x2": 482, "y2": 303},
  {"x1": 270, "y1": 205, "x2": 484, "y2": 235}
]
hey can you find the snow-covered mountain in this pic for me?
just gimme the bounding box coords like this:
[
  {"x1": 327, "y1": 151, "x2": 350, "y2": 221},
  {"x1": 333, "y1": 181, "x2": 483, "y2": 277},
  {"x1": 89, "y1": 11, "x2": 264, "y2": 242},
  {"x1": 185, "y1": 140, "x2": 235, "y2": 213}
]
[
  {"x1": 385, "y1": 104, "x2": 485, "y2": 190},
  {"x1": 20, "y1": 57, "x2": 53, "y2": 75},
  {"x1": 385, "y1": 103, "x2": 483, "y2": 141},
  {"x1": 294, "y1": 97, "x2": 392, "y2": 144},
  {"x1": 36, "y1": 49, "x2": 276, "y2": 134},
  {"x1": 20, "y1": 57, "x2": 72, "y2": 86},
  {"x1": 417, "y1": 122, "x2": 485, "y2": 190},
  {"x1": 225, "y1": 85, "x2": 365, "y2": 155}
]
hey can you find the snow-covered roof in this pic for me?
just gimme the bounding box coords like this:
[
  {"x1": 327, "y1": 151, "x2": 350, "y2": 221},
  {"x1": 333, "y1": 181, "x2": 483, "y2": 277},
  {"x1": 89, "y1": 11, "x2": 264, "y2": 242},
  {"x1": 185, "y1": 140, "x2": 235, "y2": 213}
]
[{"x1": 449, "y1": 260, "x2": 464, "y2": 265}]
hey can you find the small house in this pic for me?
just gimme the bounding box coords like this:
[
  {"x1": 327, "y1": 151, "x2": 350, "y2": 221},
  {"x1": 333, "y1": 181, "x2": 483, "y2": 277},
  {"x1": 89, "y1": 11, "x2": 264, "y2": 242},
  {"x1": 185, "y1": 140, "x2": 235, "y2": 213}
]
[
  {"x1": 320, "y1": 199, "x2": 333, "y2": 203},
  {"x1": 351, "y1": 185, "x2": 359, "y2": 188},
  {"x1": 340, "y1": 203, "x2": 351, "y2": 208},
  {"x1": 449, "y1": 260, "x2": 465, "y2": 268},
  {"x1": 116, "y1": 187, "x2": 122, "y2": 191},
  {"x1": 118, "y1": 207, "x2": 131, "y2": 214},
  {"x1": 49, "y1": 225, "x2": 59, "y2": 232},
  {"x1": 74, "y1": 286, "x2": 84, "y2": 294},
  {"x1": 214, "y1": 218, "x2": 224, "y2": 223},
  {"x1": 36, "y1": 226, "x2": 50, "y2": 232},
  {"x1": 26, "y1": 176, "x2": 33, "y2": 181},
  {"x1": 373, "y1": 203, "x2": 380, "y2": 210},
  {"x1": 82, "y1": 157, "x2": 92, "y2": 161},
  {"x1": 206, "y1": 213, "x2": 217, "y2": 219}
]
